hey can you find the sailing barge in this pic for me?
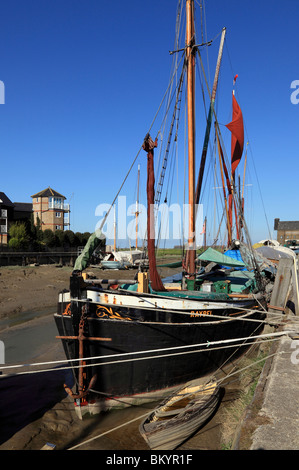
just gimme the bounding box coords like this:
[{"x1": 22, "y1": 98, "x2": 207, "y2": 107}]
[{"x1": 55, "y1": 0, "x2": 271, "y2": 418}]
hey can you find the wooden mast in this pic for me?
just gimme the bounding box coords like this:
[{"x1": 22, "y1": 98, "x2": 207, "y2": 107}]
[
  {"x1": 135, "y1": 164, "x2": 140, "y2": 249},
  {"x1": 185, "y1": 26, "x2": 226, "y2": 273},
  {"x1": 186, "y1": 0, "x2": 196, "y2": 277}
]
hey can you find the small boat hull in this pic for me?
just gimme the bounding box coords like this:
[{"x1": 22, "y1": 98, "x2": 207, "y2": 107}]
[
  {"x1": 139, "y1": 377, "x2": 221, "y2": 450},
  {"x1": 100, "y1": 261, "x2": 124, "y2": 270}
]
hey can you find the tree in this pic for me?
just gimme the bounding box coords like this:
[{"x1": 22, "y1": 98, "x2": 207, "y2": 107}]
[
  {"x1": 72, "y1": 232, "x2": 81, "y2": 247},
  {"x1": 43, "y1": 229, "x2": 57, "y2": 247},
  {"x1": 75, "y1": 232, "x2": 83, "y2": 245},
  {"x1": 54, "y1": 229, "x2": 65, "y2": 247},
  {"x1": 8, "y1": 222, "x2": 30, "y2": 250},
  {"x1": 64, "y1": 230, "x2": 75, "y2": 246},
  {"x1": 82, "y1": 232, "x2": 91, "y2": 244},
  {"x1": 35, "y1": 215, "x2": 43, "y2": 242}
]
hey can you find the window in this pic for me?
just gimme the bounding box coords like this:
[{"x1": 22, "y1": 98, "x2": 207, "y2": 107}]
[
  {"x1": 55, "y1": 212, "x2": 61, "y2": 218},
  {"x1": 0, "y1": 218, "x2": 7, "y2": 233},
  {"x1": 49, "y1": 197, "x2": 63, "y2": 209},
  {"x1": 55, "y1": 225, "x2": 61, "y2": 230}
]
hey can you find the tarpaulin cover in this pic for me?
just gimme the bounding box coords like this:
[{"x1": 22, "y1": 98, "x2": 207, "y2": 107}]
[
  {"x1": 74, "y1": 229, "x2": 105, "y2": 271},
  {"x1": 223, "y1": 249, "x2": 246, "y2": 270},
  {"x1": 197, "y1": 247, "x2": 245, "y2": 268},
  {"x1": 256, "y1": 246, "x2": 295, "y2": 260}
]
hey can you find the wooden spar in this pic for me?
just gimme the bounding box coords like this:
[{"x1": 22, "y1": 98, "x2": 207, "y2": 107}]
[
  {"x1": 241, "y1": 142, "x2": 248, "y2": 201},
  {"x1": 135, "y1": 164, "x2": 140, "y2": 249},
  {"x1": 186, "y1": 0, "x2": 196, "y2": 276},
  {"x1": 143, "y1": 134, "x2": 165, "y2": 291},
  {"x1": 240, "y1": 146, "x2": 248, "y2": 241},
  {"x1": 113, "y1": 205, "x2": 116, "y2": 252},
  {"x1": 195, "y1": 27, "x2": 226, "y2": 209},
  {"x1": 238, "y1": 174, "x2": 243, "y2": 240}
]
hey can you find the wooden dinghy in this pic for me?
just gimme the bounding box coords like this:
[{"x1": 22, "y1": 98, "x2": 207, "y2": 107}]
[{"x1": 139, "y1": 376, "x2": 221, "y2": 450}]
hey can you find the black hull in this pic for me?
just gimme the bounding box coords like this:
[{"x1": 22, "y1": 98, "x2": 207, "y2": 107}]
[{"x1": 54, "y1": 291, "x2": 266, "y2": 408}]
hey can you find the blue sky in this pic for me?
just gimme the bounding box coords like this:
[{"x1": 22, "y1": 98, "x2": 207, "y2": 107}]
[{"x1": 0, "y1": 0, "x2": 298, "y2": 246}]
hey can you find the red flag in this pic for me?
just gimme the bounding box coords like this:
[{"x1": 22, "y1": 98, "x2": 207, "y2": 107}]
[{"x1": 226, "y1": 93, "x2": 244, "y2": 177}]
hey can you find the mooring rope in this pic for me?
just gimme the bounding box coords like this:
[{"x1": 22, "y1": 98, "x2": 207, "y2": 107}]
[
  {"x1": 0, "y1": 329, "x2": 295, "y2": 378},
  {"x1": 66, "y1": 347, "x2": 285, "y2": 451},
  {"x1": 67, "y1": 409, "x2": 152, "y2": 450}
]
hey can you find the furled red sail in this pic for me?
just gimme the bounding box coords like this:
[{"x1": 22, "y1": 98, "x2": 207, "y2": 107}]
[
  {"x1": 225, "y1": 93, "x2": 244, "y2": 177},
  {"x1": 143, "y1": 134, "x2": 165, "y2": 292}
]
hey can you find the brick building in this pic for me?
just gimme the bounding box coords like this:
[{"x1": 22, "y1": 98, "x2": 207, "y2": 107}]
[
  {"x1": 0, "y1": 192, "x2": 33, "y2": 245},
  {"x1": 0, "y1": 187, "x2": 71, "y2": 245},
  {"x1": 0, "y1": 192, "x2": 14, "y2": 244},
  {"x1": 31, "y1": 187, "x2": 70, "y2": 232},
  {"x1": 274, "y1": 218, "x2": 299, "y2": 245}
]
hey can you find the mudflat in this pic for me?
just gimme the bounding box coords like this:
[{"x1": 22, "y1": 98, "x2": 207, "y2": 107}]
[
  {"x1": 0, "y1": 265, "x2": 73, "y2": 320},
  {"x1": 0, "y1": 263, "x2": 155, "y2": 320},
  {"x1": 0, "y1": 261, "x2": 255, "y2": 450},
  {"x1": 0, "y1": 261, "x2": 187, "y2": 451}
]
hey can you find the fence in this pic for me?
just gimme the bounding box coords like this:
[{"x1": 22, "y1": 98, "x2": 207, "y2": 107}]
[{"x1": 0, "y1": 251, "x2": 78, "y2": 267}]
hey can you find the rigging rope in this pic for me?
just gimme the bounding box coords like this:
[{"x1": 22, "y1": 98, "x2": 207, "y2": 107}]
[
  {"x1": 98, "y1": 49, "x2": 186, "y2": 235},
  {"x1": 223, "y1": 39, "x2": 272, "y2": 240}
]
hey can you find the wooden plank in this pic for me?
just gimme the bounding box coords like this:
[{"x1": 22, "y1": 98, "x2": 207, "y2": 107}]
[
  {"x1": 268, "y1": 258, "x2": 293, "y2": 314},
  {"x1": 138, "y1": 272, "x2": 149, "y2": 293},
  {"x1": 291, "y1": 257, "x2": 299, "y2": 314}
]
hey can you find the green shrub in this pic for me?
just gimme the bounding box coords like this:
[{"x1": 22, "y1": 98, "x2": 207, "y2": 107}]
[{"x1": 8, "y1": 222, "x2": 29, "y2": 249}]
